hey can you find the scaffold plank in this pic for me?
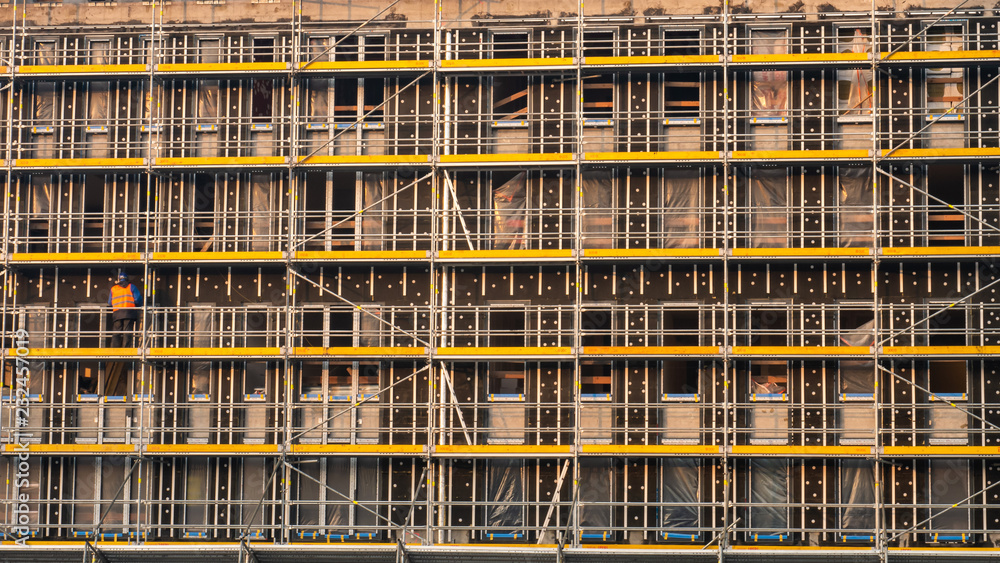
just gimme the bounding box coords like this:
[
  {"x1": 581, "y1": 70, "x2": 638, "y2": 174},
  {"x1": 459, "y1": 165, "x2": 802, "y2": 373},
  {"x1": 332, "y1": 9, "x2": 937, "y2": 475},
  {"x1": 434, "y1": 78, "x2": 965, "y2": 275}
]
[
  {"x1": 579, "y1": 445, "x2": 721, "y2": 455},
  {"x1": 732, "y1": 53, "x2": 870, "y2": 63},
  {"x1": 731, "y1": 149, "x2": 869, "y2": 160},
  {"x1": 147, "y1": 347, "x2": 282, "y2": 357},
  {"x1": 730, "y1": 346, "x2": 871, "y2": 356},
  {"x1": 17, "y1": 64, "x2": 147, "y2": 74},
  {"x1": 582, "y1": 248, "x2": 723, "y2": 258},
  {"x1": 436, "y1": 347, "x2": 573, "y2": 357},
  {"x1": 881, "y1": 147, "x2": 1000, "y2": 158},
  {"x1": 581, "y1": 346, "x2": 723, "y2": 356},
  {"x1": 14, "y1": 348, "x2": 138, "y2": 357},
  {"x1": 150, "y1": 251, "x2": 284, "y2": 261},
  {"x1": 1, "y1": 444, "x2": 137, "y2": 454},
  {"x1": 9, "y1": 252, "x2": 142, "y2": 262},
  {"x1": 437, "y1": 249, "x2": 573, "y2": 259},
  {"x1": 881, "y1": 345, "x2": 1000, "y2": 356},
  {"x1": 156, "y1": 62, "x2": 289, "y2": 72},
  {"x1": 881, "y1": 49, "x2": 1000, "y2": 61},
  {"x1": 292, "y1": 346, "x2": 427, "y2": 356},
  {"x1": 288, "y1": 444, "x2": 425, "y2": 454},
  {"x1": 881, "y1": 246, "x2": 1000, "y2": 256},
  {"x1": 439, "y1": 57, "x2": 574, "y2": 69},
  {"x1": 434, "y1": 445, "x2": 571, "y2": 456},
  {"x1": 294, "y1": 250, "x2": 430, "y2": 260},
  {"x1": 146, "y1": 444, "x2": 280, "y2": 454},
  {"x1": 730, "y1": 445, "x2": 873, "y2": 456},
  {"x1": 296, "y1": 154, "x2": 431, "y2": 165},
  {"x1": 439, "y1": 153, "x2": 575, "y2": 164},
  {"x1": 882, "y1": 446, "x2": 1000, "y2": 456},
  {"x1": 13, "y1": 157, "x2": 145, "y2": 168},
  {"x1": 584, "y1": 150, "x2": 721, "y2": 162},
  {"x1": 154, "y1": 156, "x2": 286, "y2": 167},
  {"x1": 584, "y1": 55, "x2": 722, "y2": 66},
  {"x1": 298, "y1": 60, "x2": 431, "y2": 70},
  {"x1": 732, "y1": 248, "x2": 872, "y2": 257}
]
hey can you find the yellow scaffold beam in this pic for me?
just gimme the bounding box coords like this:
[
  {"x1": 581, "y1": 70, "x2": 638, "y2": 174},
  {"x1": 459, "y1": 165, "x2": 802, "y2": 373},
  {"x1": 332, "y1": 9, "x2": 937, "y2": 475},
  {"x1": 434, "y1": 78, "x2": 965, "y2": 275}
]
[
  {"x1": 435, "y1": 347, "x2": 573, "y2": 357},
  {"x1": 17, "y1": 64, "x2": 148, "y2": 74},
  {"x1": 146, "y1": 347, "x2": 282, "y2": 357},
  {"x1": 154, "y1": 156, "x2": 286, "y2": 167},
  {"x1": 13, "y1": 348, "x2": 139, "y2": 357},
  {"x1": 288, "y1": 444, "x2": 425, "y2": 454},
  {"x1": 434, "y1": 445, "x2": 571, "y2": 456},
  {"x1": 9, "y1": 252, "x2": 143, "y2": 262},
  {"x1": 293, "y1": 346, "x2": 427, "y2": 357},
  {"x1": 156, "y1": 62, "x2": 289, "y2": 72},
  {"x1": 880, "y1": 147, "x2": 1000, "y2": 158},
  {"x1": 581, "y1": 346, "x2": 723, "y2": 356},
  {"x1": 296, "y1": 154, "x2": 431, "y2": 165},
  {"x1": 732, "y1": 247, "x2": 872, "y2": 257},
  {"x1": 881, "y1": 246, "x2": 1000, "y2": 257},
  {"x1": 881, "y1": 49, "x2": 1000, "y2": 61},
  {"x1": 579, "y1": 444, "x2": 722, "y2": 455},
  {"x1": 437, "y1": 249, "x2": 573, "y2": 260},
  {"x1": 582, "y1": 248, "x2": 723, "y2": 258},
  {"x1": 730, "y1": 346, "x2": 872, "y2": 356},
  {"x1": 150, "y1": 251, "x2": 284, "y2": 262},
  {"x1": 299, "y1": 60, "x2": 431, "y2": 70},
  {"x1": 439, "y1": 153, "x2": 575, "y2": 164},
  {"x1": 294, "y1": 250, "x2": 430, "y2": 260},
  {"x1": 881, "y1": 345, "x2": 1000, "y2": 356},
  {"x1": 2, "y1": 444, "x2": 137, "y2": 454},
  {"x1": 13, "y1": 157, "x2": 145, "y2": 168},
  {"x1": 584, "y1": 55, "x2": 722, "y2": 66},
  {"x1": 730, "y1": 445, "x2": 873, "y2": 456},
  {"x1": 584, "y1": 150, "x2": 721, "y2": 162},
  {"x1": 439, "y1": 57, "x2": 574, "y2": 69}
]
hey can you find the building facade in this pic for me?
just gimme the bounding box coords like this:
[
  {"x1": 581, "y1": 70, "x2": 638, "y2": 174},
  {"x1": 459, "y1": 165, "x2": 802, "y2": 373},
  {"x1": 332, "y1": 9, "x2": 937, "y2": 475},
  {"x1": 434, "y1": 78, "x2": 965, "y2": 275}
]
[{"x1": 2, "y1": 0, "x2": 1000, "y2": 561}]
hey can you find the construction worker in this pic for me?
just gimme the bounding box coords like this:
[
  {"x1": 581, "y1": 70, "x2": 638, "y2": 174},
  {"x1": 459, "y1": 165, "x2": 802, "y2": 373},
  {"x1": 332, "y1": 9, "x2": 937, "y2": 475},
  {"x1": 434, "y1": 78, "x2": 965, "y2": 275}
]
[{"x1": 108, "y1": 271, "x2": 143, "y2": 347}]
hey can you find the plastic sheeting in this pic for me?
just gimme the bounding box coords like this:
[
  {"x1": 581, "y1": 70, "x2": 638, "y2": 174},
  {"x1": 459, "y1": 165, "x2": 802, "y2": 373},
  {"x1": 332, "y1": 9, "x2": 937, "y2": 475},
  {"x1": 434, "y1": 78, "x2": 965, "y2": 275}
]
[
  {"x1": 578, "y1": 460, "x2": 612, "y2": 529},
  {"x1": 841, "y1": 319, "x2": 876, "y2": 394},
  {"x1": 486, "y1": 459, "x2": 524, "y2": 530},
  {"x1": 840, "y1": 459, "x2": 875, "y2": 533},
  {"x1": 326, "y1": 457, "x2": 381, "y2": 529},
  {"x1": 751, "y1": 31, "x2": 788, "y2": 117},
  {"x1": 100, "y1": 457, "x2": 127, "y2": 525},
  {"x1": 493, "y1": 172, "x2": 527, "y2": 250},
  {"x1": 308, "y1": 79, "x2": 330, "y2": 118},
  {"x1": 74, "y1": 458, "x2": 97, "y2": 526},
  {"x1": 198, "y1": 80, "x2": 219, "y2": 119},
  {"x1": 660, "y1": 458, "x2": 700, "y2": 530},
  {"x1": 749, "y1": 459, "x2": 787, "y2": 532},
  {"x1": 929, "y1": 459, "x2": 969, "y2": 533},
  {"x1": 362, "y1": 173, "x2": 384, "y2": 250},
  {"x1": 30, "y1": 176, "x2": 51, "y2": 215},
  {"x1": 34, "y1": 83, "x2": 55, "y2": 121},
  {"x1": 839, "y1": 167, "x2": 874, "y2": 248},
  {"x1": 89, "y1": 83, "x2": 110, "y2": 124},
  {"x1": 838, "y1": 30, "x2": 873, "y2": 115},
  {"x1": 751, "y1": 169, "x2": 788, "y2": 248},
  {"x1": 664, "y1": 169, "x2": 700, "y2": 248},
  {"x1": 581, "y1": 170, "x2": 613, "y2": 249},
  {"x1": 251, "y1": 173, "x2": 271, "y2": 251},
  {"x1": 185, "y1": 459, "x2": 208, "y2": 527}
]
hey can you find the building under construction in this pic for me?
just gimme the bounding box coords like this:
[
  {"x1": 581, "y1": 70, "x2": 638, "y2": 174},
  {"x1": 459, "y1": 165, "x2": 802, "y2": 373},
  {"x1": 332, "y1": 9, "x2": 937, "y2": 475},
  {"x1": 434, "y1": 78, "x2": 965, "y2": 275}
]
[{"x1": 1, "y1": 0, "x2": 1000, "y2": 560}]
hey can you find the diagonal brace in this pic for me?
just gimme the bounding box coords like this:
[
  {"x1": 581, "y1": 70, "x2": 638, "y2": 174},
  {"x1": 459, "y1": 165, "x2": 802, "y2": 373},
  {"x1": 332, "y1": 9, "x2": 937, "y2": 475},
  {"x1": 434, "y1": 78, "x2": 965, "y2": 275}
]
[
  {"x1": 289, "y1": 267, "x2": 432, "y2": 347},
  {"x1": 875, "y1": 167, "x2": 1000, "y2": 238},
  {"x1": 877, "y1": 274, "x2": 1000, "y2": 347}
]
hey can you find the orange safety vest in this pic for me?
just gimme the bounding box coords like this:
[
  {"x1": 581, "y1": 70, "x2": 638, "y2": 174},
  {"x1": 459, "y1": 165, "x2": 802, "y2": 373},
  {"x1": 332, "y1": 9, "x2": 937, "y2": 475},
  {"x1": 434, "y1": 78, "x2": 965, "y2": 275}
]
[{"x1": 110, "y1": 284, "x2": 137, "y2": 311}]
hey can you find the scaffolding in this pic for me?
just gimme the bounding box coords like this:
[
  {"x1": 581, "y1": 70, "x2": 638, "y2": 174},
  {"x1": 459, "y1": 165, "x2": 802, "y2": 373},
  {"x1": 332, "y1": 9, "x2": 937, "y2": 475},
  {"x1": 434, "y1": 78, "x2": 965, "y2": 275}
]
[{"x1": 3, "y1": 0, "x2": 1000, "y2": 561}]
